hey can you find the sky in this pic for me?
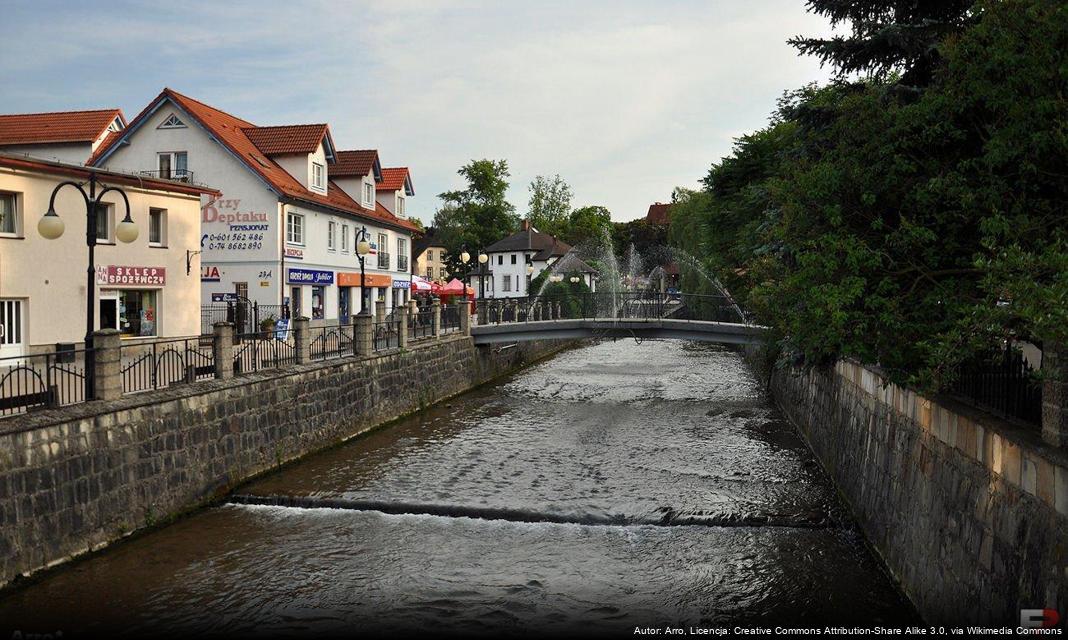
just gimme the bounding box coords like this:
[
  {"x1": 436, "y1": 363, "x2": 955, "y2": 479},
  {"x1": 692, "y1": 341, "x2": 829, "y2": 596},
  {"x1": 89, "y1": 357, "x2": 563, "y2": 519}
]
[{"x1": 1, "y1": 0, "x2": 836, "y2": 222}]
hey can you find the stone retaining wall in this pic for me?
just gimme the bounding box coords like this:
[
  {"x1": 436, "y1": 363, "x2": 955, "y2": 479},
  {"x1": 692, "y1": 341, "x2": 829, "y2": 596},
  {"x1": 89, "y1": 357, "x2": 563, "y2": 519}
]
[
  {"x1": 0, "y1": 335, "x2": 573, "y2": 588},
  {"x1": 764, "y1": 357, "x2": 1068, "y2": 624}
]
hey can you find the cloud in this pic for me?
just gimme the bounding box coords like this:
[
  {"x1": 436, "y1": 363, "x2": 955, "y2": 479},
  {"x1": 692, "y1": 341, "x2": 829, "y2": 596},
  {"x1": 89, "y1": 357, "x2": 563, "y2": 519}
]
[{"x1": 1, "y1": 0, "x2": 834, "y2": 220}]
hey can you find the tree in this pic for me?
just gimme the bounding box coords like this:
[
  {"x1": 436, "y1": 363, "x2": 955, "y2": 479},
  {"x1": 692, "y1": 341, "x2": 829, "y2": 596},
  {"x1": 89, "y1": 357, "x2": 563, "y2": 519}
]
[
  {"x1": 789, "y1": 0, "x2": 977, "y2": 86},
  {"x1": 564, "y1": 205, "x2": 612, "y2": 247},
  {"x1": 528, "y1": 174, "x2": 572, "y2": 238},
  {"x1": 433, "y1": 159, "x2": 520, "y2": 276}
]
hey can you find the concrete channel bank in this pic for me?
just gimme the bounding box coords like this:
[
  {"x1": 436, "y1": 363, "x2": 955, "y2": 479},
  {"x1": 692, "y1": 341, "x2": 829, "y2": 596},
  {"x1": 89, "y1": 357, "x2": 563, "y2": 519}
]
[
  {"x1": 748, "y1": 349, "x2": 1068, "y2": 625},
  {"x1": 0, "y1": 333, "x2": 575, "y2": 588}
]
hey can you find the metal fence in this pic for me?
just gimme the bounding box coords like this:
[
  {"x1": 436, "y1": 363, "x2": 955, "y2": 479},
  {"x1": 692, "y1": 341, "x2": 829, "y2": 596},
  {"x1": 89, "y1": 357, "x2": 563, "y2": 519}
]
[
  {"x1": 473, "y1": 292, "x2": 745, "y2": 325},
  {"x1": 441, "y1": 306, "x2": 461, "y2": 334},
  {"x1": 948, "y1": 344, "x2": 1043, "y2": 426},
  {"x1": 233, "y1": 330, "x2": 296, "y2": 375},
  {"x1": 200, "y1": 302, "x2": 290, "y2": 335},
  {"x1": 0, "y1": 349, "x2": 92, "y2": 417},
  {"x1": 373, "y1": 320, "x2": 401, "y2": 351},
  {"x1": 409, "y1": 310, "x2": 434, "y2": 341},
  {"x1": 310, "y1": 324, "x2": 355, "y2": 361},
  {"x1": 121, "y1": 337, "x2": 215, "y2": 394}
]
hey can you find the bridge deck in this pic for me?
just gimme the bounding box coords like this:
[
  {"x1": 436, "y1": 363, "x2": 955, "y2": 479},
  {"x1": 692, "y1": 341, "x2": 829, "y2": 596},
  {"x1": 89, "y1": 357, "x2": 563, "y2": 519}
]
[{"x1": 470, "y1": 317, "x2": 767, "y2": 346}]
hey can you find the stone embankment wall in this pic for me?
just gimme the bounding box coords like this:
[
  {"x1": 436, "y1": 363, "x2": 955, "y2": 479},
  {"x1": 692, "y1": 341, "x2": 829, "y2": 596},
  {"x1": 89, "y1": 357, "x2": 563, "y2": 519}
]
[
  {"x1": 761, "y1": 356, "x2": 1068, "y2": 624},
  {"x1": 0, "y1": 335, "x2": 572, "y2": 588}
]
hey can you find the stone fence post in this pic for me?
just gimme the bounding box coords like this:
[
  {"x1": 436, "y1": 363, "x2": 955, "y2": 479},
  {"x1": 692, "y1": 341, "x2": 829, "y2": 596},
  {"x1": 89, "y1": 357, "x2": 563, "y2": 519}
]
[
  {"x1": 355, "y1": 313, "x2": 373, "y2": 357},
  {"x1": 92, "y1": 329, "x2": 122, "y2": 401},
  {"x1": 213, "y1": 322, "x2": 234, "y2": 379},
  {"x1": 1043, "y1": 343, "x2": 1068, "y2": 447},
  {"x1": 397, "y1": 305, "x2": 409, "y2": 350},
  {"x1": 458, "y1": 300, "x2": 471, "y2": 336},
  {"x1": 432, "y1": 299, "x2": 442, "y2": 337},
  {"x1": 294, "y1": 317, "x2": 311, "y2": 364}
]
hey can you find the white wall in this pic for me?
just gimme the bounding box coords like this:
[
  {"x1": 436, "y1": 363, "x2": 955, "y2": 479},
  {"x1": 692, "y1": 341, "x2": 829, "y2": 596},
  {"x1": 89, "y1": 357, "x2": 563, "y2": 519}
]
[{"x1": 0, "y1": 143, "x2": 93, "y2": 164}]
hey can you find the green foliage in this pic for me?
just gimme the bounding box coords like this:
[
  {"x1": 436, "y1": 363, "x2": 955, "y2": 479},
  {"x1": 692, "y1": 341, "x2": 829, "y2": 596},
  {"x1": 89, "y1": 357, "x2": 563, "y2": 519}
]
[
  {"x1": 672, "y1": 0, "x2": 1068, "y2": 390},
  {"x1": 532, "y1": 273, "x2": 592, "y2": 317},
  {"x1": 433, "y1": 159, "x2": 520, "y2": 274},
  {"x1": 612, "y1": 218, "x2": 669, "y2": 271},
  {"x1": 528, "y1": 174, "x2": 573, "y2": 238},
  {"x1": 565, "y1": 205, "x2": 613, "y2": 246}
]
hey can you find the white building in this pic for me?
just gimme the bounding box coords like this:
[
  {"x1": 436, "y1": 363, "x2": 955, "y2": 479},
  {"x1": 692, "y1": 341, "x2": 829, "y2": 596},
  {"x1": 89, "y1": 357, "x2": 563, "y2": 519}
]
[
  {"x1": 0, "y1": 153, "x2": 217, "y2": 357},
  {"x1": 0, "y1": 109, "x2": 126, "y2": 164},
  {"x1": 471, "y1": 221, "x2": 597, "y2": 299},
  {"x1": 89, "y1": 88, "x2": 420, "y2": 324}
]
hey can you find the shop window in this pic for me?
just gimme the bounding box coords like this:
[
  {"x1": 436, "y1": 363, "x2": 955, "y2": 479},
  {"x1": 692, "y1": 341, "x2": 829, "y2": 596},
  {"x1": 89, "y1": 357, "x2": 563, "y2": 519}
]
[
  {"x1": 115, "y1": 290, "x2": 158, "y2": 337},
  {"x1": 149, "y1": 208, "x2": 167, "y2": 246},
  {"x1": 311, "y1": 286, "x2": 325, "y2": 320},
  {"x1": 0, "y1": 192, "x2": 20, "y2": 237}
]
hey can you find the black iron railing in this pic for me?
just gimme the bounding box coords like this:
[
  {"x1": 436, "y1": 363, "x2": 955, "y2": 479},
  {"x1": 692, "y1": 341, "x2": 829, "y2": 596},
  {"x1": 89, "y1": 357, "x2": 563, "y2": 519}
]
[
  {"x1": 377, "y1": 251, "x2": 391, "y2": 270},
  {"x1": 473, "y1": 292, "x2": 746, "y2": 325},
  {"x1": 138, "y1": 169, "x2": 195, "y2": 183},
  {"x1": 121, "y1": 336, "x2": 215, "y2": 394},
  {"x1": 310, "y1": 324, "x2": 355, "y2": 361},
  {"x1": 233, "y1": 330, "x2": 296, "y2": 374},
  {"x1": 948, "y1": 344, "x2": 1043, "y2": 426},
  {"x1": 409, "y1": 310, "x2": 434, "y2": 341},
  {"x1": 441, "y1": 306, "x2": 461, "y2": 334},
  {"x1": 0, "y1": 349, "x2": 92, "y2": 417},
  {"x1": 201, "y1": 302, "x2": 289, "y2": 335},
  {"x1": 373, "y1": 320, "x2": 400, "y2": 351}
]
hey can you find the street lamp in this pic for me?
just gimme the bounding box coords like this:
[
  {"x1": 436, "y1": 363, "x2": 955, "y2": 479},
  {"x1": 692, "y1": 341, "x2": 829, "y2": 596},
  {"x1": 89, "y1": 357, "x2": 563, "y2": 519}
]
[
  {"x1": 459, "y1": 245, "x2": 471, "y2": 293},
  {"x1": 39, "y1": 171, "x2": 138, "y2": 400},
  {"x1": 356, "y1": 225, "x2": 371, "y2": 315},
  {"x1": 477, "y1": 251, "x2": 488, "y2": 299},
  {"x1": 569, "y1": 275, "x2": 580, "y2": 284},
  {"x1": 549, "y1": 273, "x2": 563, "y2": 283}
]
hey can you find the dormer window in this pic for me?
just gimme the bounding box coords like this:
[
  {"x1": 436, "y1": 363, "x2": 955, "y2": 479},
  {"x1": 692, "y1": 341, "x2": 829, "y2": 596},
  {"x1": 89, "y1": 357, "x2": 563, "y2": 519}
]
[
  {"x1": 312, "y1": 162, "x2": 325, "y2": 191},
  {"x1": 158, "y1": 113, "x2": 186, "y2": 129},
  {"x1": 363, "y1": 182, "x2": 375, "y2": 207},
  {"x1": 396, "y1": 196, "x2": 405, "y2": 217}
]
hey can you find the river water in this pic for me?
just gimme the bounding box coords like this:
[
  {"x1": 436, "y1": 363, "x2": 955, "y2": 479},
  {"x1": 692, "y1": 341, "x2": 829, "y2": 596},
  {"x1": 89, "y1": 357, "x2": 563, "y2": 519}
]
[{"x1": 0, "y1": 340, "x2": 915, "y2": 636}]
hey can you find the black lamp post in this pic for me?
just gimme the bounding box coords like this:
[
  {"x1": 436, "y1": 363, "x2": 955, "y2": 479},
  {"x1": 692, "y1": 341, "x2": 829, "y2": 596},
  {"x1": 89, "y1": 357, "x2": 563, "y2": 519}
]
[
  {"x1": 459, "y1": 244, "x2": 471, "y2": 292},
  {"x1": 356, "y1": 225, "x2": 371, "y2": 315},
  {"x1": 477, "y1": 249, "x2": 488, "y2": 299},
  {"x1": 38, "y1": 172, "x2": 138, "y2": 400}
]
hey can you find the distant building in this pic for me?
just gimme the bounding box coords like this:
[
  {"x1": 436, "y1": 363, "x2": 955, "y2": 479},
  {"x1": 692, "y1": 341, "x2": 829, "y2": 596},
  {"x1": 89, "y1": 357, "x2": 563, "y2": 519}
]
[
  {"x1": 0, "y1": 108, "x2": 126, "y2": 164},
  {"x1": 645, "y1": 202, "x2": 671, "y2": 225},
  {"x1": 471, "y1": 220, "x2": 596, "y2": 298},
  {"x1": 645, "y1": 202, "x2": 678, "y2": 291},
  {"x1": 414, "y1": 229, "x2": 449, "y2": 282}
]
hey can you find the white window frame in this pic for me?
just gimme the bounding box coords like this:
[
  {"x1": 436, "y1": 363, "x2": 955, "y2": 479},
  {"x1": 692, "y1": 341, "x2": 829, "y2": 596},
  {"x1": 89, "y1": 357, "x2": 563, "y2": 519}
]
[
  {"x1": 397, "y1": 237, "x2": 408, "y2": 272},
  {"x1": 341, "y1": 224, "x2": 350, "y2": 253},
  {"x1": 157, "y1": 151, "x2": 188, "y2": 180},
  {"x1": 503, "y1": 275, "x2": 512, "y2": 292},
  {"x1": 396, "y1": 196, "x2": 405, "y2": 216},
  {"x1": 157, "y1": 113, "x2": 186, "y2": 129},
  {"x1": 148, "y1": 208, "x2": 167, "y2": 247},
  {"x1": 312, "y1": 162, "x2": 325, "y2": 190},
  {"x1": 286, "y1": 212, "x2": 305, "y2": 245},
  {"x1": 0, "y1": 192, "x2": 21, "y2": 237},
  {"x1": 363, "y1": 182, "x2": 375, "y2": 207},
  {"x1": 95, "y1": 202, "x2": 115, "y2": 244},
  {"x1": 327, "y1": 220, "x2": 336, "y2": 251}
]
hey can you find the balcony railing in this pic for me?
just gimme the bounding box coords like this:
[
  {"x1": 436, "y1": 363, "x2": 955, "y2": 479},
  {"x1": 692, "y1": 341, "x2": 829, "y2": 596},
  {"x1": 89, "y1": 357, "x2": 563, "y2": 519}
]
[
  {"x1": 397, "y1": 255, "x2": 409, "y2": 272},
  {"x1": 139, "y1": 169, "x2": 195, "y2": 183},
  {"x1": 377, "y1": 251, "x2": 391, "y2": 270}
]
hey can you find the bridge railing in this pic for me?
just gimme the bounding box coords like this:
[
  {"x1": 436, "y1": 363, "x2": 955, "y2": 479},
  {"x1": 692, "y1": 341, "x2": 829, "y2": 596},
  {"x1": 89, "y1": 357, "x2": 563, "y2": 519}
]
[{"x1": 474, "y1": 292, "x2": 748, "y2": 325}]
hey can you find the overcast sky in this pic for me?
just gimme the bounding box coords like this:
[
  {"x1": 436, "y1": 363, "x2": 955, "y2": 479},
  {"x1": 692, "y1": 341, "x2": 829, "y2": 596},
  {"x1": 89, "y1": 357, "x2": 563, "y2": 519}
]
[{"x1": 2, "y1": 0, "x2": 835, "y2": 222}]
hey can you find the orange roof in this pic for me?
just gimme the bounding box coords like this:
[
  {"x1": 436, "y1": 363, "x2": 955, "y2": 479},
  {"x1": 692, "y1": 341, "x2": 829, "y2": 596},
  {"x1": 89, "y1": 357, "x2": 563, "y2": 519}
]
[
  {"x1": 91, "y1": 89, "x2": 419, "y2": 234},
  {"x1": 0, "y1": 108, "x2": 125, "y2": 146},
  {"x1": 332, "y1": 149, "x2": 378, "y2": 177},
  {"x1": 243, "y1": 124, "x2": 332, "y2": 156},
  {"x1": 646, "y1": 202, "x2": 671, "y2": 225},
  {"x1": 378, "y1": 166, "x2": 411, "y2": 192},
  {"x1": 0, "y1": 152, "x2": 219, "y2": 197}
]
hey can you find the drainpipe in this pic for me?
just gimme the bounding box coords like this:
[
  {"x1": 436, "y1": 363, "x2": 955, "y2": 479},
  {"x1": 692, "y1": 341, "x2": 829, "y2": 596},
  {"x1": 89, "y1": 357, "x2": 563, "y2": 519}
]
[{"x1": 279, "y1": 202, "x2": 286, "y2": 313}]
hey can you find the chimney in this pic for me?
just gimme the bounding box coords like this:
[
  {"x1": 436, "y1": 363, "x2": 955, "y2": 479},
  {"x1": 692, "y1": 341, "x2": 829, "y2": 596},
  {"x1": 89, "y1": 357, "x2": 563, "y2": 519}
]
[{"x1": 521, "y1": 219, "x2": 530, "y2": 231}]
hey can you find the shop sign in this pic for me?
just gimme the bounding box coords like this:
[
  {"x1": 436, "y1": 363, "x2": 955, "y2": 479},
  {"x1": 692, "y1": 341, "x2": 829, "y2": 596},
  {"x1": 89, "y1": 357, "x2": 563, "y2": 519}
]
[
  {"x1": 287, "y1": 268, "x2": 333, "y2": 285},
  {"x1": 201, "y1": 265, "x2": 221, "y2": 282},
  {"x1": 284, "y1": 247, "x2": 304, "y2": 260},
  {"x1": 337, "y1": 272, "x2": 393, "y2": 288},
  {"x1": 392, "y1": 278, "x2": 410, "y2": 288},
  {"x1": 96, "y1": 266, "x2": 166, "y2": 286},
  {"x1": 211, "y1": 293, "x2": 238, "y2": 302}
]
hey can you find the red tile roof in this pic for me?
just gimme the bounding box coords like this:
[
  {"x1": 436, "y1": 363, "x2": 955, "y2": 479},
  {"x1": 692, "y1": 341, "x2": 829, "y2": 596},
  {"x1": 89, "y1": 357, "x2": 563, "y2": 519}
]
[
  {"x1": 91, "y1": 89, "x2": 419, "y2": 234},
  {"x1": 86, "y1": 130, "x2": 122, "y2": 165},
  {"x1": 0, "y1": 108, "x2": 125, "y2": 146},
  {"x1": 377, "y1": 166, "x2": 410, "y2": 192},
  {"x1": 243, "y1": 124, "x2": 331, "y2": 156},
  {"x1": 331, "y1": 149, "x2": 378, "y2": 177},
  {"x1": 0, "y1": 152, "x2": 219, "y2": 197},
  {"x1": 646, "y1": 202, "x2": 672, "y2": 225}
]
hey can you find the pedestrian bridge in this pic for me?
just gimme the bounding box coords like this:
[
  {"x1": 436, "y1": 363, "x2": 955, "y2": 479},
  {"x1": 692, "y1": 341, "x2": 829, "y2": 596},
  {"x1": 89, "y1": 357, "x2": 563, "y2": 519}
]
[{"x1": 469, "y1": 293, "x2": 767, "y2": 346}]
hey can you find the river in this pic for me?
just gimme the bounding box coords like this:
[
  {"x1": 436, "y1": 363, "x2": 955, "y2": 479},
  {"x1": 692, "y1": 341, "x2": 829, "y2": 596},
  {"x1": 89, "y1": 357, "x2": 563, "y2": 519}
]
[{"x1": 0, "y1": 340, "x2": 915, "y2": 636}]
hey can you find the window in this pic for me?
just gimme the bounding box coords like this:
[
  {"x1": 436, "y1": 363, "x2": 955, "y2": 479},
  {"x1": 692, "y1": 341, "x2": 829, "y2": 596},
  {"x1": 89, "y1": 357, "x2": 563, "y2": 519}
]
[
  {"x1": 95, "y1": 203, "x2": 114, "y2": 243},
  {"x1": 115, "y1": 290, "x2": 158, "y2": 337},
  {"x1": 312, "y1": 162, "x2": 325, "y2": 190},
  {"x1": 439, "y1": 267, "x2": 447, "y2": 279},
  {"x1": 286, "y1": 212, "x2": 304, "y2": 245},
  {"x1": 327, "y1": 221, "x2": 336, "y2": 251},
  {"x1": 503, "y1": 275, "x2": 512, "y2": 292},
  {"x1": 158, "y1": 113, "x2": 186, "y2": 129},
  {"x1": 311, "y1": 286, "x2": 325, "y2": 320},
  {"x1": 426, "y1": 268, "x2": 433, "y2": 279},
  {"x1": 497, "y1": 255, "x2": 503, "y2": 265},
  {"x1": 341, "y1": 225, "x2": 350, "y2": 252},
  {"x1": 511, "y1": 254, "x2": 517, "y2": 264},
  {"x1": 364, "y1": 182, "x2": 375, "y2": 206},
  {"x1": 0, "y1": 193, "x2": 19, "y2": 236},
  {"x1": 397, "y1": 238, "x2": 408, "y2": 271},
  {"x1": 148, "y1": 208, "x2": 167, "y2": 246},
  {"x1": 157, "y1": 151, "x2": 188, "y2": 180},
  {"x1": 377, "y1": 233, "x2": 389, "y2": 269},
  {"x1": 426, "y1": 249, "x2": 433, "y2": 262},
  {"x1": 397, "y1": 197, "x2": 405, "y2": 216}
]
